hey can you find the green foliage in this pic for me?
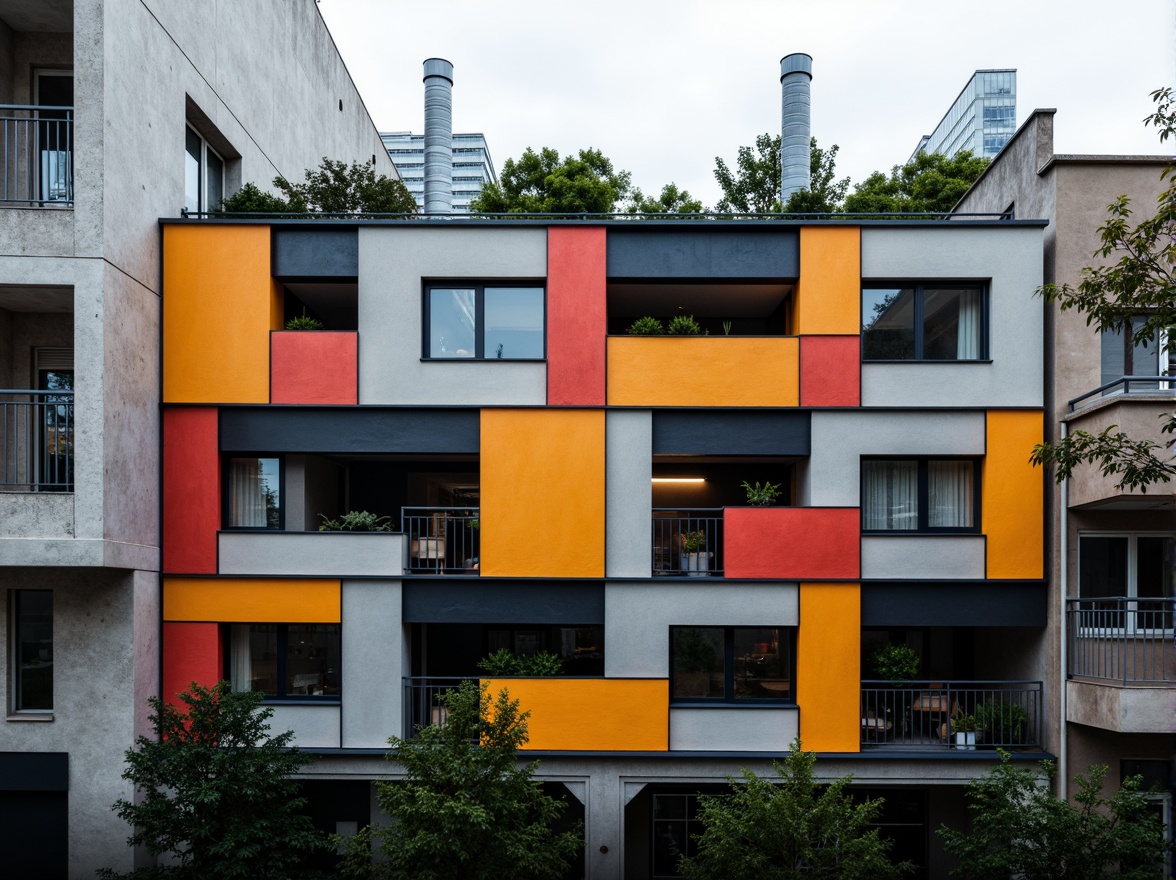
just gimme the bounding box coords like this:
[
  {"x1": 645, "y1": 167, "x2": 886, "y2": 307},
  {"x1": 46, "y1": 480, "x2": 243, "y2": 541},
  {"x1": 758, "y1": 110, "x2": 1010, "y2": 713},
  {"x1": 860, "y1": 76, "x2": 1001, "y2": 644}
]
[
  {"x1": 275, "y1": 158, "x2": 417, "y2": 214},
  {"x1": 843, "y1": 150, "x2": 989, "y2": 214},
  {"x1": 741, "y1": 480, "x2": 782, "y2": 506},
  {"x1": 628, "y1": 316, "x2": 665, "y2": 335},
  {"x1": 285, "y1": 308, "x2": 325, "y2": 331},
  {"x1": 869, "y1": 643, "x2": 920, "y2": 684},
  {"x1": 939, "y1": 752, "x2": 1170, "y2": 879},
  {"x1": 471, "y1": 146, "x2": 631, "y2": 214},
  {"x1": 627, "y1": 181, "x2": 706, "y2": 214},
  {"x1": 972, "y1": 698, "x2": 1028, "y2": 744},
  {"x1": 783, "y1": 139, "x2": 851, "y2": 214},
  {"x1": 951, "y1": 714, "x2": 978, "y2": 734},
  {"x1": 337, "y1": 680, "x2": 582, "y2": 880},
  {"x1": 476, "y1": 648, "x2": 563, "y2": 676},
  {"x1": 213, "y1": 182, "x2": 293, "y2": 215},
  {"x1": 667, "y1": 314, "x2": 704, "y2": 335},
  {"x1": 678, "y1": 739, "x2": 912, "y2": 880},
  {"x1": 714, "y1": 133, "x2": 782, "y2": 213},
  {"x1": 682, "y1": 530, "x2": 707, "y2": 552},
  {"x1": 98, "y1": 681, "x2": 327, "y2": 880},
  {"x1": 317, "y1": 510, "x2": 393, "y2": 532},
  {"x1": 722, "y1": 320, "x2": 733, "y2": 335},
  {"x1": 1032, "y1": 89, "x2": 1176, "y2": 490}
]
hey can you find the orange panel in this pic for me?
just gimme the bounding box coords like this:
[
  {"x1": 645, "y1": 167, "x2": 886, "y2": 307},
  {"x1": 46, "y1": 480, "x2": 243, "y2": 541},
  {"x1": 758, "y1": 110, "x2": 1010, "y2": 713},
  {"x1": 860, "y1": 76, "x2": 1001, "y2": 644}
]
[
  {"x1": 479, "y1": 409, "x2": 604, "y2": 577},
  {"x1": 163, "y1": 578, "x2": 340, "y2": 622},
  {"x1": 271, "y1": 331, "x2": 358, "y2": 404},
  {"x1": 799, "y1": 336, "x2": 860, "y2": 407},
  {"x1": 795, "y1": 227, "x2": 860, "y2": 336},
  {"x1": 163, "y1": 407, "x2": 219, "y2": 574},
  {"x1": 548, "y1": 227, "x2": 606, "y2": 405},
  {"x1": 984, "y1": 410, "x2": 1045, "y2": 579},
  {"x1": 162, "y1": 622, "x2": 221, "y2": 708},
  {"x1": 607, "y1": 337, "x2": 799, "y2": 407},
  {"x1": 725, "y1": 507, "x2": 860, "y2": 579},
  {"x1": 481, "y1": 678, "x2": 668, "y2": 751},
  {"x1": 163, "y1": 225, "x2": 280, "y2": 403},
  {"x1": 797, "y1": 582, "x2": 860, "y2": 752}
]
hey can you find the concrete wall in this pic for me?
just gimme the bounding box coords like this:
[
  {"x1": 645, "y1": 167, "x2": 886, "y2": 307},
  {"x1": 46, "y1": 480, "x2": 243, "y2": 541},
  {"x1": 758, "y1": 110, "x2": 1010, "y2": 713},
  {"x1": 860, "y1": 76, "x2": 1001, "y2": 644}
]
[
  {"x1": 861, "y1": 536, "x2": 986, "y2": 580},
  {"x1": 217, "y1": 532, "x2": 406, "y2": 578},
  {"x1": 606, "y1": 410, "x2": 652, "y2": 578},
  {"x1": 341, "y1": 580, "x2": 402, "y2": 748}
]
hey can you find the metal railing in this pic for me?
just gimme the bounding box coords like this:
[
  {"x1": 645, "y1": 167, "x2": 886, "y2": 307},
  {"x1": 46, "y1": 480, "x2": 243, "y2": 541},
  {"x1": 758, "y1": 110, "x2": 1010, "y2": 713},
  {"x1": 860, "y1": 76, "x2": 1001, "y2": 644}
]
[
  {"x1": 1, "y1": 105, "x2": 73, "y2": 206},
  {"x1": 402, "y1": 676, "x2": 475, "y2": 738},
  {"x1": 1067, "y1": 597, "x2": 1175, "y2": 684},
  {"x1": 1068, "y1": 375, "x2": 1175, "y2": 411},
  {"x1": 401, "y1": 507, "x2": 479, "y2": 574},
  {"x1": 860, "y1": 681, "x2": 1043, "y2": 749},
  {"x1": 652, "y1": 509, "x2": 724, "y2": 576},
  {"x1": 1, "y1": 390, "x2": 74, "y2": 491}
]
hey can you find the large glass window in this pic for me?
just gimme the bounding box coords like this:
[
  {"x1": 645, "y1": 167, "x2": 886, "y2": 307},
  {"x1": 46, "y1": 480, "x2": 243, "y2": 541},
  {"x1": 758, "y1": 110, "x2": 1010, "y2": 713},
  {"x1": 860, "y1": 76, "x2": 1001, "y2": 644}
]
[
  {"x1": 1079, "y1": 534, "x2": 1175, "y2": 600},
  {"x1": 670, "y1": 626, "x2": 793, "y2": 703},
  {"x1": 861, "y1": 458, "x2": 978, "y2": 533},
  {"x1": 425, "y1": 285, "x2": 544, "y2": 360},
  {"x1": 185, "y1": 124, "x2": 225, "y2": 214},
  {"x1": 12, "y1": 590, "x2": 52, "y2": 712},
  {"x1": 226, "y1": 457, "x2": 281, "y2": 529},
  {"x1": 229, "y1": 624, "x2": 341, "y2": 700},
  {"x1": 862, "y1": 285, "x2": 985, "y2": 361}
]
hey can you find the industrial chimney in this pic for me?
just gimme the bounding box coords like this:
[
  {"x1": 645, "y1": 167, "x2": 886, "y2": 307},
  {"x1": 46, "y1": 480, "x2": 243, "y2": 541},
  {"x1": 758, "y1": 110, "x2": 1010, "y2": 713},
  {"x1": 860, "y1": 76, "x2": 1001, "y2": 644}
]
[
  {"x1": 422, "y1": 58, "x2": 454, "y2": 215},
  {"x1": 779, "y1": 53, "x2": 812, "y2": 205}
]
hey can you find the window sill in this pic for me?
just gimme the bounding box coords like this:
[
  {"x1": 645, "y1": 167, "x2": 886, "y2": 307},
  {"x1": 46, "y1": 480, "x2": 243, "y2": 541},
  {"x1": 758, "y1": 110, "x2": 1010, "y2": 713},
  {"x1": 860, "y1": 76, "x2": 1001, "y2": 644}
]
[
  {"x1": 7, "y1": 712, "x2": 54, "y2": 722},
  {"x1": 670, "y1": 701, "x2": 796, "y2": 709},
  {"x1": 861, "y1": 531, "x2": 981, "y2": 537},
  {"x1": 259, "y1": 698, "x2": 341, "y2": 706},
  {"x1": 419, "y1": 357, "x2": 546, "y2": 363},
  {"x1": 862, "y1": 359, "x2": 993, "y2": 365}
]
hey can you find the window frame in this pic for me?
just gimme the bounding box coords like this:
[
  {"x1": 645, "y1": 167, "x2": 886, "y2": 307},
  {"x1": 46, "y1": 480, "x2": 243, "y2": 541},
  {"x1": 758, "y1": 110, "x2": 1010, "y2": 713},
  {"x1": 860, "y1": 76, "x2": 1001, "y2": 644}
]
[
  {"x1": 221, "y1": 454, "x2": 285, "y2": 531},
  {"x1": 861, "y1": 282, "x2": 990, "y2": 362},
  {"x1": 860, "y1": 456, "x2": 981, "y2": 535},
  {"x1": 10, "y1": 589, "x2": 53, "y2": 714},
  {"x1": 421, "y1": 281, "x2": 547, "y2": 361},
  {"x1": 185, "y1": 122, "x2": 225, "y2": 214},
  {"x1": 669, "y1": 625, "x2": 796, "y2": 706},
  {"x1": 225, "y1": 623, "x2": 342, "y2": 703},
  {"x1": 1077, "y1": 531, "x2": 1176, "y2": 600}
]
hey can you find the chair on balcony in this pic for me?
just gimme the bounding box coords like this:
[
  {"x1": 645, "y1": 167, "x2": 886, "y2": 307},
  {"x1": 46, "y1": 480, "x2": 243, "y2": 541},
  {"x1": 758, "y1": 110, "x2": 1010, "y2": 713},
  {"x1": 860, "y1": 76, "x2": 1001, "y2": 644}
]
[{"x1": 861, "y1": 707, "x2": 892, "y2": 742}]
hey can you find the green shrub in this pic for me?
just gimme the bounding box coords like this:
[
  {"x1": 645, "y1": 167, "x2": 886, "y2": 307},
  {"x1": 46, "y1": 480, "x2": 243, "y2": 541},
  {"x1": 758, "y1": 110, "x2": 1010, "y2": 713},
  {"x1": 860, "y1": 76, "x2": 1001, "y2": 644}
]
[
  {"x1": 741, "y1": 480, "x2": 782, "y2": 506},
  {"x1": 284, "y1": 308, "x2": 324, "y2": 331},
  {"x1": 476, "y1": 648, "x2": 563, "y2": 676},
  {"x1": 869, "y1": 643, "x2": 920, "y2": 684},
  {"x1": 974, "y1": 698, "x2": 1028, "y2": 743},
  {"x1": 318, "y1": 510, "x2": 393, "y2": 532},
  {"x1": 682, "y1": 530, "x2": 707, "y2": 552},
  {"x1": 212, "y1": 181, "x2": 292, "y2": 215},
  {"x1": 667, "y1": 314, "x2": 704, "y2": 335},
  {"x1": 627, "y1": 316, "x2": 664, "y2": 335}
]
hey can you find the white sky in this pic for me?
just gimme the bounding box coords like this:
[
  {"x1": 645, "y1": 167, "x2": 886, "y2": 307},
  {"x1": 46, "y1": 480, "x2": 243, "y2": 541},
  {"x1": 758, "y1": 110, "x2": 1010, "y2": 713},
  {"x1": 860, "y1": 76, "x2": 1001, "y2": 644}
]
[{"x1": 319, "y1": 0, "x2": 1176, "y2": 209}]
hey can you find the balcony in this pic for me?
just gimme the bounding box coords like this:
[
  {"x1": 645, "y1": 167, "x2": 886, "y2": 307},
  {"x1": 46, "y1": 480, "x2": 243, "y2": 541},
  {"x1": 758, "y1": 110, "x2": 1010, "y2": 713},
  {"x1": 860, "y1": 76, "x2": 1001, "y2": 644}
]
[
  {"x1": 859, "y1": 681, "x2": 1044, "y2": 750},
  {"x1": 0, "y1": 389, "x2": 74, "y2": 491},
  {"x1": 1, "y1": 105, "x2": 73, "y2": 207},
  {"x1": 402, "y1": 507, "x2": 480, "y2": 574},
  {"x1": 652, "y1": 509, "x2": 724, "y2": 576}
]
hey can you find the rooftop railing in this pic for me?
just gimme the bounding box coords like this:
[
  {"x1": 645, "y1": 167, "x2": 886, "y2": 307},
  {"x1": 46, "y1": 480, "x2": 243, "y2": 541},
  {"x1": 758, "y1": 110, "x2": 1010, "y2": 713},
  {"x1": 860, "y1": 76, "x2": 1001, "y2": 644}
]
[
  {"x1": 401, "y1": 507, "x2": 479, "y2": 574},
  {"x1": 179, "y1": 210, "x2": 1016, "y2": 222},
  {"x1": 1068, "y1": 375, "x2": 1175, "y2": 412},
  {"x1": 860, "y1": 681, "x2": 1043, "y2": 750},
  {"x1": 1067, "y1": 597, "x2": 1174, "y2": 684},
  {"x1": 1, "y1": 105, "x2": 73, "y2": 206},
  {"x1": 1, "y1": 390, "x2": 74, "y2": 491}
]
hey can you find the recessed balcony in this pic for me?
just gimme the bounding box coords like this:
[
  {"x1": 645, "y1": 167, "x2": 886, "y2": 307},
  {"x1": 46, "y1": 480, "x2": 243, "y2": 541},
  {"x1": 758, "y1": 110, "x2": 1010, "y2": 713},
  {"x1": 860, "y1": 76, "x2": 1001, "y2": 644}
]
[
  {"x1": 1, "y1": 104, "x2": 73, "y2": 207},
  {"x1": 0, "y1": 389, "x2": 73, "y2": 492}
]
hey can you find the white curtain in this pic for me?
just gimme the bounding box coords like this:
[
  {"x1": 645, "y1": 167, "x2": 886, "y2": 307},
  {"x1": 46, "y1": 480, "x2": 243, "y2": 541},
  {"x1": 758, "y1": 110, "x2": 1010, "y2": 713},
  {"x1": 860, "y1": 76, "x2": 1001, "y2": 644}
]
[
  {"x1": 862, "y1": 461, "x2": 917, "y2": 530},
  {"x1": 229, "y1": 459, "x2": 265, "y2": 527},
  {"x1": 928, "y1": 461, "x2": 973, "y2": 528},
  {"x1": 956, "y1": 289, "x2": 980, "y2": 359},
  {"x1": 230, "y1": 624, "x2": 253, "y2": 692}
]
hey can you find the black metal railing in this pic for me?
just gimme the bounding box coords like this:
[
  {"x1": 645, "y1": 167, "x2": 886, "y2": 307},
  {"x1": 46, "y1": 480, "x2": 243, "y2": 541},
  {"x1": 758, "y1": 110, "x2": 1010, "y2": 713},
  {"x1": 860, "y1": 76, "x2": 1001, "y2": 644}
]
[
  {"x1": 652, "y1": 509, "x2": 723, "y2": 576},
  {"x1": 1, "y1": 390, "x2": 74, "y2": 491},
  {"x1": 401, "y1": 507, "x2": 479, "y2": 574},
  {"x1": 1068, "y1": 375, "x2": 1175, "y2": 411},
  {"x1": 402, "y1": 676, "x2": 475, "y2": 738},
  {"x1": 1067, "y1": 598, "x2": 1175, "y2": 684},
  {"x1": 860, "y1": 681, "x2": 1043, "y2": 749},
  {"x1": 1, "y1": 105, "x2": 73, "y2": 206}
]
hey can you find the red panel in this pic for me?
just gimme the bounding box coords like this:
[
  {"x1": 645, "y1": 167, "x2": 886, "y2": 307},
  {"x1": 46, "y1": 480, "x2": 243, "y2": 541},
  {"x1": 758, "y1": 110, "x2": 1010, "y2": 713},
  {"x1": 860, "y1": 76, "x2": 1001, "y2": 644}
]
[
  {"x1": 271, "y1": 331, "x2": 358, "y2": 404},
  {"x1": 547, "y1": 227, "x2": 607, "y2": 405},
  {"x1": 724, "y1": 507, "x2": 860, "y2": 579},
  {"x1": 163, "y1": 407, "x2": 219, "y2": 574},
  {"x1": 162, "y1": 622, "x2": 221, "y2": 707},
  {"x1": 800, "y1": 336, "x2": 860, "y2": 407}
]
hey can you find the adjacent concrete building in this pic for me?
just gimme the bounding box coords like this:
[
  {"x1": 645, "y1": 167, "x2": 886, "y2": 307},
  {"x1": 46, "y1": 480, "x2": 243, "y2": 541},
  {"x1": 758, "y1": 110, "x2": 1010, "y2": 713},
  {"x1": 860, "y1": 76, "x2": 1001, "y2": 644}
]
[
  {"x1": 382, "y1": 130, "x2": 498, "y2": 211},
  {"x1": 910, "y1": 69, "x2": 1017, "y2": 163},
  {"x1": 0, "y1": 1, "x2": 397, "y2": 875}
]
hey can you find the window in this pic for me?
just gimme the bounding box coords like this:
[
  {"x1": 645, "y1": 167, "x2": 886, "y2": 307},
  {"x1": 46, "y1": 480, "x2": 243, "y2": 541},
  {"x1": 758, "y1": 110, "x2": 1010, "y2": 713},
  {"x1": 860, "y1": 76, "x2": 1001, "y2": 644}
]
[
  {"x1": 228, "y1": 624, "x2": 341, "y2": 699},
  {"x1": 485, "y1": 625, "x2": 603, "y2": 676},
  {"x1": 670, "y1": 626, "x2": 793, "y2": 703},
  {"x1": 861, "y1": 458, "x2": 979, "y2": 532},
  {"x1": 862, "y1": 284, "x2": 986, "y2": 361},
  {"x1": 185, "y1": 124, "x2": 224, "y2": 213},
  {"x1": 11, "y1": 591, "x2": 52, "y2": 712},
  {"x1": 225, "y1": 457, "x2": 281, "y2": 529},
  {"x1": 1100, "y1": 315, "x2": 1174, "y2": 387},
  {"x1": 424, "y1": 284, "x2": 545, "y2": 360},
  {"x1": 1079, "y1": 534, "x2": 1175, "y2": 601},
  {"x1": 652, "y1": 793, "x2": 703, "y2": 878}
]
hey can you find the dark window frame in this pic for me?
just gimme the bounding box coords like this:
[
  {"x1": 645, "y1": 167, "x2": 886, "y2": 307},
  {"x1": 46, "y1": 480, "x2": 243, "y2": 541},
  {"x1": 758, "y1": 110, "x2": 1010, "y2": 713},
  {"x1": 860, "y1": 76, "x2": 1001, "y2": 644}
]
[
  {"x1": 861, "y1": 282, "x2": 989, "y2": 362},
  {"x1": 860, "y1": 457, "x2": 982, "y2": 535},
  {"x1": 669, "y1": 625, "x2": 796, "y2": 706},
  {"x1": 223, "y1": 622, "x2": 342, "y2": 703},
  {"x1": 11, "y1": 589, "x2": 53, "y2": 713},
  {"x1": 221, "y1": 454, "x2": 285, "y2": 531},
  {"x1": 421, "y1": 281, "x2": 547, "y2": 361}
]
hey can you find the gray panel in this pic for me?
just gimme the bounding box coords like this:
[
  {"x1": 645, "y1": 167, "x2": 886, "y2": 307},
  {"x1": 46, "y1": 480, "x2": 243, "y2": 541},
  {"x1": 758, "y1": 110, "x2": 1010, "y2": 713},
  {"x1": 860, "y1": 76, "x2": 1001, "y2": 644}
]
[
  {"x1": 652, "y1": 410, "x2": 811, "y2": 455},
  {"x1": 219, "y1": 407, "x2": 479, "y2": 453},
  {"x1": 218, "y1": 532, "x2": 407, "y2": 578},
  {"x1": 342, "y1": 580, "x2": 402, "y2": 748},
  {"x1": 268, "y1": 704, "x2": 340, "y2": 748},
  {"x1": 861, "y1": 582, "x2": 1046, "y2": 627},
  {"x1": 670, "y1": 707, "x2": 798, "y2": 751},
  {"x1": 607, "y1": 229, "x2": 799, "y2": 279},
  {"x1": 273, "y1": 228, "x2": 358, "y2": 279},
  {"x1": 607, "y1": 411, "x2": 652, "y2": 578},
  {"x1": 861, "y1": 536, "x2": 986, "y2": 580},
  {"x1": 403, "y1": 581, "x2": 604, "y2": 623}
]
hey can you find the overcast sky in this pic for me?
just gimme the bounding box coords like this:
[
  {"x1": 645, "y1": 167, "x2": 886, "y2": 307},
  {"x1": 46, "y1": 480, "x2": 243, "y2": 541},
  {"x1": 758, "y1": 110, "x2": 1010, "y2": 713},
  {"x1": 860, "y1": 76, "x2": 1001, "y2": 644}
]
[{"x1": 319, "y1": 0, "x2": 1175, "y2": 208}]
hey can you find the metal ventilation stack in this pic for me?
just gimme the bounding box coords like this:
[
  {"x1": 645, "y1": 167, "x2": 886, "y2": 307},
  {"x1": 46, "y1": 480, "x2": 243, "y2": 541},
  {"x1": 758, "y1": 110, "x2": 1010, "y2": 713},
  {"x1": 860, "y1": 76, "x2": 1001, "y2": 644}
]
[
  {"x1": 780, "y1": 53, "x2": 813, "y2": 204},
  {"x1": 422, "y1": 58, "x2": 454, "y2": 215}
]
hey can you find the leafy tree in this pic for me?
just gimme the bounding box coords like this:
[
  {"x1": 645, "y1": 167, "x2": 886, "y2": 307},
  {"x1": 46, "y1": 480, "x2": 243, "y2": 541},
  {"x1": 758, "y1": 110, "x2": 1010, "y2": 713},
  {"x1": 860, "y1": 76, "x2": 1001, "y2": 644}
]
[
  {"x1": 627, "y1": 181, "x2": 706, "y2": 214},
  {"x1": 783, "y1": 140, "x2": 851, "y2": 214},
  {"x1": 1031, "y1": 87, "x2": 1176, "y2": 490},
  {"x1": 338, "y1": 680, "x2": 582, "y2": 880},
  {"x1": 470, "y1": 146, "x2": 631, "y2": 214},
  {"x1": 714, "y1": 132, "x2": 781, "y2": 213},
  {"x1": 678, "y1": 739, "x2": 912, "y2": 880},
  {"x1": 211, "y1": 181, "x2": 292, "y2": 214},
  {"x1": 215, "y1": 158, "x2": 417, "y2": 215},
  {"x1": 99, "y1": 681, "x2": 327, "y2": 880},
  {"x1": 938, "y1": 752, "x2": 1169, "y2": 879},
  {"x1": 843, "y1": 150, "x2": 989, "y2": 214}
]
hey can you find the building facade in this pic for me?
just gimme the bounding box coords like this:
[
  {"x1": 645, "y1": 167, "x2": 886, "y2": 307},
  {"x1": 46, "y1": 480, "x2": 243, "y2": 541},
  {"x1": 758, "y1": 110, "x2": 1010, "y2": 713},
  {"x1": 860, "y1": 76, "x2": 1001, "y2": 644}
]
[
  {"x1": 910, "y1": 69, "x2": 1017, "y2": 163},
  {"x1": 0, "y1": 1, "x2": 397, "y2": 876},
  {"x1": 381, "y1": 130, "x2": 498, "y2": 211},
  {"x1": 159, "y1": 215, "x2": 1049, "y2": 878}
]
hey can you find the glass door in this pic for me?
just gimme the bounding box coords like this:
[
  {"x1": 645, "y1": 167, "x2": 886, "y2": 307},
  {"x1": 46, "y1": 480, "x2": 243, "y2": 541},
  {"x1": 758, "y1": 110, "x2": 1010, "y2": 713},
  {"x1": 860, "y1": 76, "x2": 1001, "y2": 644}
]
[{"x1": 33, "y1": 71, "x2": 73, "y2": 203}]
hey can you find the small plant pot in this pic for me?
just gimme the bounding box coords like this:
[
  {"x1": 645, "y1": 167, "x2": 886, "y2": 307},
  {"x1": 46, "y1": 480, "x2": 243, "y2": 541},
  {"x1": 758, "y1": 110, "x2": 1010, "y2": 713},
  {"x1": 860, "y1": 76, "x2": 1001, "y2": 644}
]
[
  {"x1": 684, "y1": 552, "x2": 708, "y2": 577},
  {"x1": 955, "y1": 731, "x2": 976, "y2": 750}
]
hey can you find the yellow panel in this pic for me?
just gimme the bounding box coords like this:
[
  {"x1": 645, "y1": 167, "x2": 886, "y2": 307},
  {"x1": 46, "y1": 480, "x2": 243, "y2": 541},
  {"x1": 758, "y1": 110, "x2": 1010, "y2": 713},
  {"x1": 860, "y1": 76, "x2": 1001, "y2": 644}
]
[
  {"x1": 482, "y1": 678, "x2": 668, "y2": 751},
  {"x1": 163, "y1": 225, "x2": 280, "y2": 403},
  {"x1": 606, "y1": 337, "x2": 799, "y2": 407},
  {"x1": 163, "y1": 578, "x2": 341, "y2": 622},
  {"x1": 984, "y1": 410, "x2": 1045, "y2": 579},
  {"x1": 797, "y1": 582, "x2": 860, "y2": 752},
  {"x1": 795, "y1": 226, "x2": 861, "y2": 335},
  {"x1": 480, "y1": 409, "x2": 605, "y2": 577}
]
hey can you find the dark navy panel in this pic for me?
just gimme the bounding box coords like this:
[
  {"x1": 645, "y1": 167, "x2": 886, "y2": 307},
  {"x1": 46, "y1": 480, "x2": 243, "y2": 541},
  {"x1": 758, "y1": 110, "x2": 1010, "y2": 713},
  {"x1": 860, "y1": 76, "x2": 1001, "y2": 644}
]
[
  {"x1": 607, "y1": 229, "x2": 799, "y2": 279},
  {"x1": 652, "y1": 410, "x2": 811, "y2": 456},
  {"x1": 403, "y1": 580, "x2": 604, "y2": 624},
  {"x1": 272, "y1": 228, "x2": 359, "y2": 279},
  {"x1": 0, "y1": 752, "x2": 68, "y2": 791},
  {"x1": 861, "y1": 582, "x2": 1046, "y2": 627},
  {"x1": 220, "y1": 407, "x2": 479, "y2": 453}
]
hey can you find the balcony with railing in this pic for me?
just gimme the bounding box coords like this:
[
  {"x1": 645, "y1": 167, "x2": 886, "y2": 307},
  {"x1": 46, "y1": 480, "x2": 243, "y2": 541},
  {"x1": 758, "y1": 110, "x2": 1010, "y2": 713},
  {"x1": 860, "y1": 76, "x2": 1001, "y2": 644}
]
[
  {"x1": 1, "y1": 105, "x2": 73, "y2": 206},
  {"x1": 402, "y1": 507, "x2": 480, "y2": 574},
  {"x1": 1, "y1": 389, "x2": 74, "y2": 492},
  {"x1": 652, "y1": 509, "x2": 724, "y2": 576}
]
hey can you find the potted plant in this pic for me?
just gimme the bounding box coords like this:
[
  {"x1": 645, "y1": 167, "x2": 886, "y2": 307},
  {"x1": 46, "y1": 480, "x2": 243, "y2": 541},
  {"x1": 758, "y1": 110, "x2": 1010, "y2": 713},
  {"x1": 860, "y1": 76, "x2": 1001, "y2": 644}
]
[
  {"x1": 973, "y1": 698, "x2": 1028, "y2": 746},
  {"x1": 476, "y1": 648, "x2": 563, "y2": 677},
  {"x1": 666, "y1": 314, "x2": 704, "y2": 335},
  {"x1": 627, "y1": 316, "x2": 664, "y2": 335},
  {"x1": 741, "y1": 480, "x2": 782, "y2": 506},
  {"x1": 318, "y1": 511, "x2": 393, "y2": 532},
  {"x1": 869, "y1": 643, "x2": 920, "y2": 686},
  {"x1": 681, "y1": 530, "x2": 708, "y2": 576},
  {"x1": 285, "y1": 307, "x2": 324, "y2": 331},
  {"x1": 951, "y1": 714, "x2": 977, "y2": 750}
]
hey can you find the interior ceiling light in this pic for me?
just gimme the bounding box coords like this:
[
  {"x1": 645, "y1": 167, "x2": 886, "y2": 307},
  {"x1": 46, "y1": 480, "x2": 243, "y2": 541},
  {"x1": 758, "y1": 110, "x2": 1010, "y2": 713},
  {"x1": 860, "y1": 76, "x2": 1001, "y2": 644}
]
[{"x1": 651, "y1": 477, "x2": 706, "y2": 483}]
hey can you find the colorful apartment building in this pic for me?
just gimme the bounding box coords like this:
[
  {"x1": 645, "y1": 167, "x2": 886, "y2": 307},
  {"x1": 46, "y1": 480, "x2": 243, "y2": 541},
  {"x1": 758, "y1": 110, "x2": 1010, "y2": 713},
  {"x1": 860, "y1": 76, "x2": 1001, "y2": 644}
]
[{"x1": 159, "y1": 217, "x2": 1048, "y2": 878}]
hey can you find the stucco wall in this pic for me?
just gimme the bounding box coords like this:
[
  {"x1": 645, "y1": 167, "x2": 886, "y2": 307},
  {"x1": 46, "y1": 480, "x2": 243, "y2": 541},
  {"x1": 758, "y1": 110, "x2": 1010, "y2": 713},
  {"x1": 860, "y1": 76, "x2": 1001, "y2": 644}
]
[
  {"x1": 341, "y1": 580, "x2": 403, "y2": 748},
  {"x1": 606, "y1": 410, "x2": 652, "y2": 578}
]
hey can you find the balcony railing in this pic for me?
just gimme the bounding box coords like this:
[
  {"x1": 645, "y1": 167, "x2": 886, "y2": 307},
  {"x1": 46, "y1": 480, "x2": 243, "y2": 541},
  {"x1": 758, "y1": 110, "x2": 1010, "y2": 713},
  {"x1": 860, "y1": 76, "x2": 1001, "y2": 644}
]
[
  {"x1": 1069, "y1": 375, "x2": 1175, "y2": 411},
  {"x1": 1067, "y1": 597, "x2": 1175, "y2": 684},
  {"x1": 402, "y1": 676, "x2": 475, "y2": 738},
  {"x1": 1, "y1": 390, "x2": 74, "y2": 491},
  {"x1": 860, "y1": 681, "x2": 1043, "y2": 749},
  {"x1": 652, "y1": 509, "x2": 723, "y2": 576},
  {"x1": 401, "y1": 507, "x2": 479, "y2": 574},
  {"x1": 1, "y1": 105, "x2": 73, "y2": 206}
]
